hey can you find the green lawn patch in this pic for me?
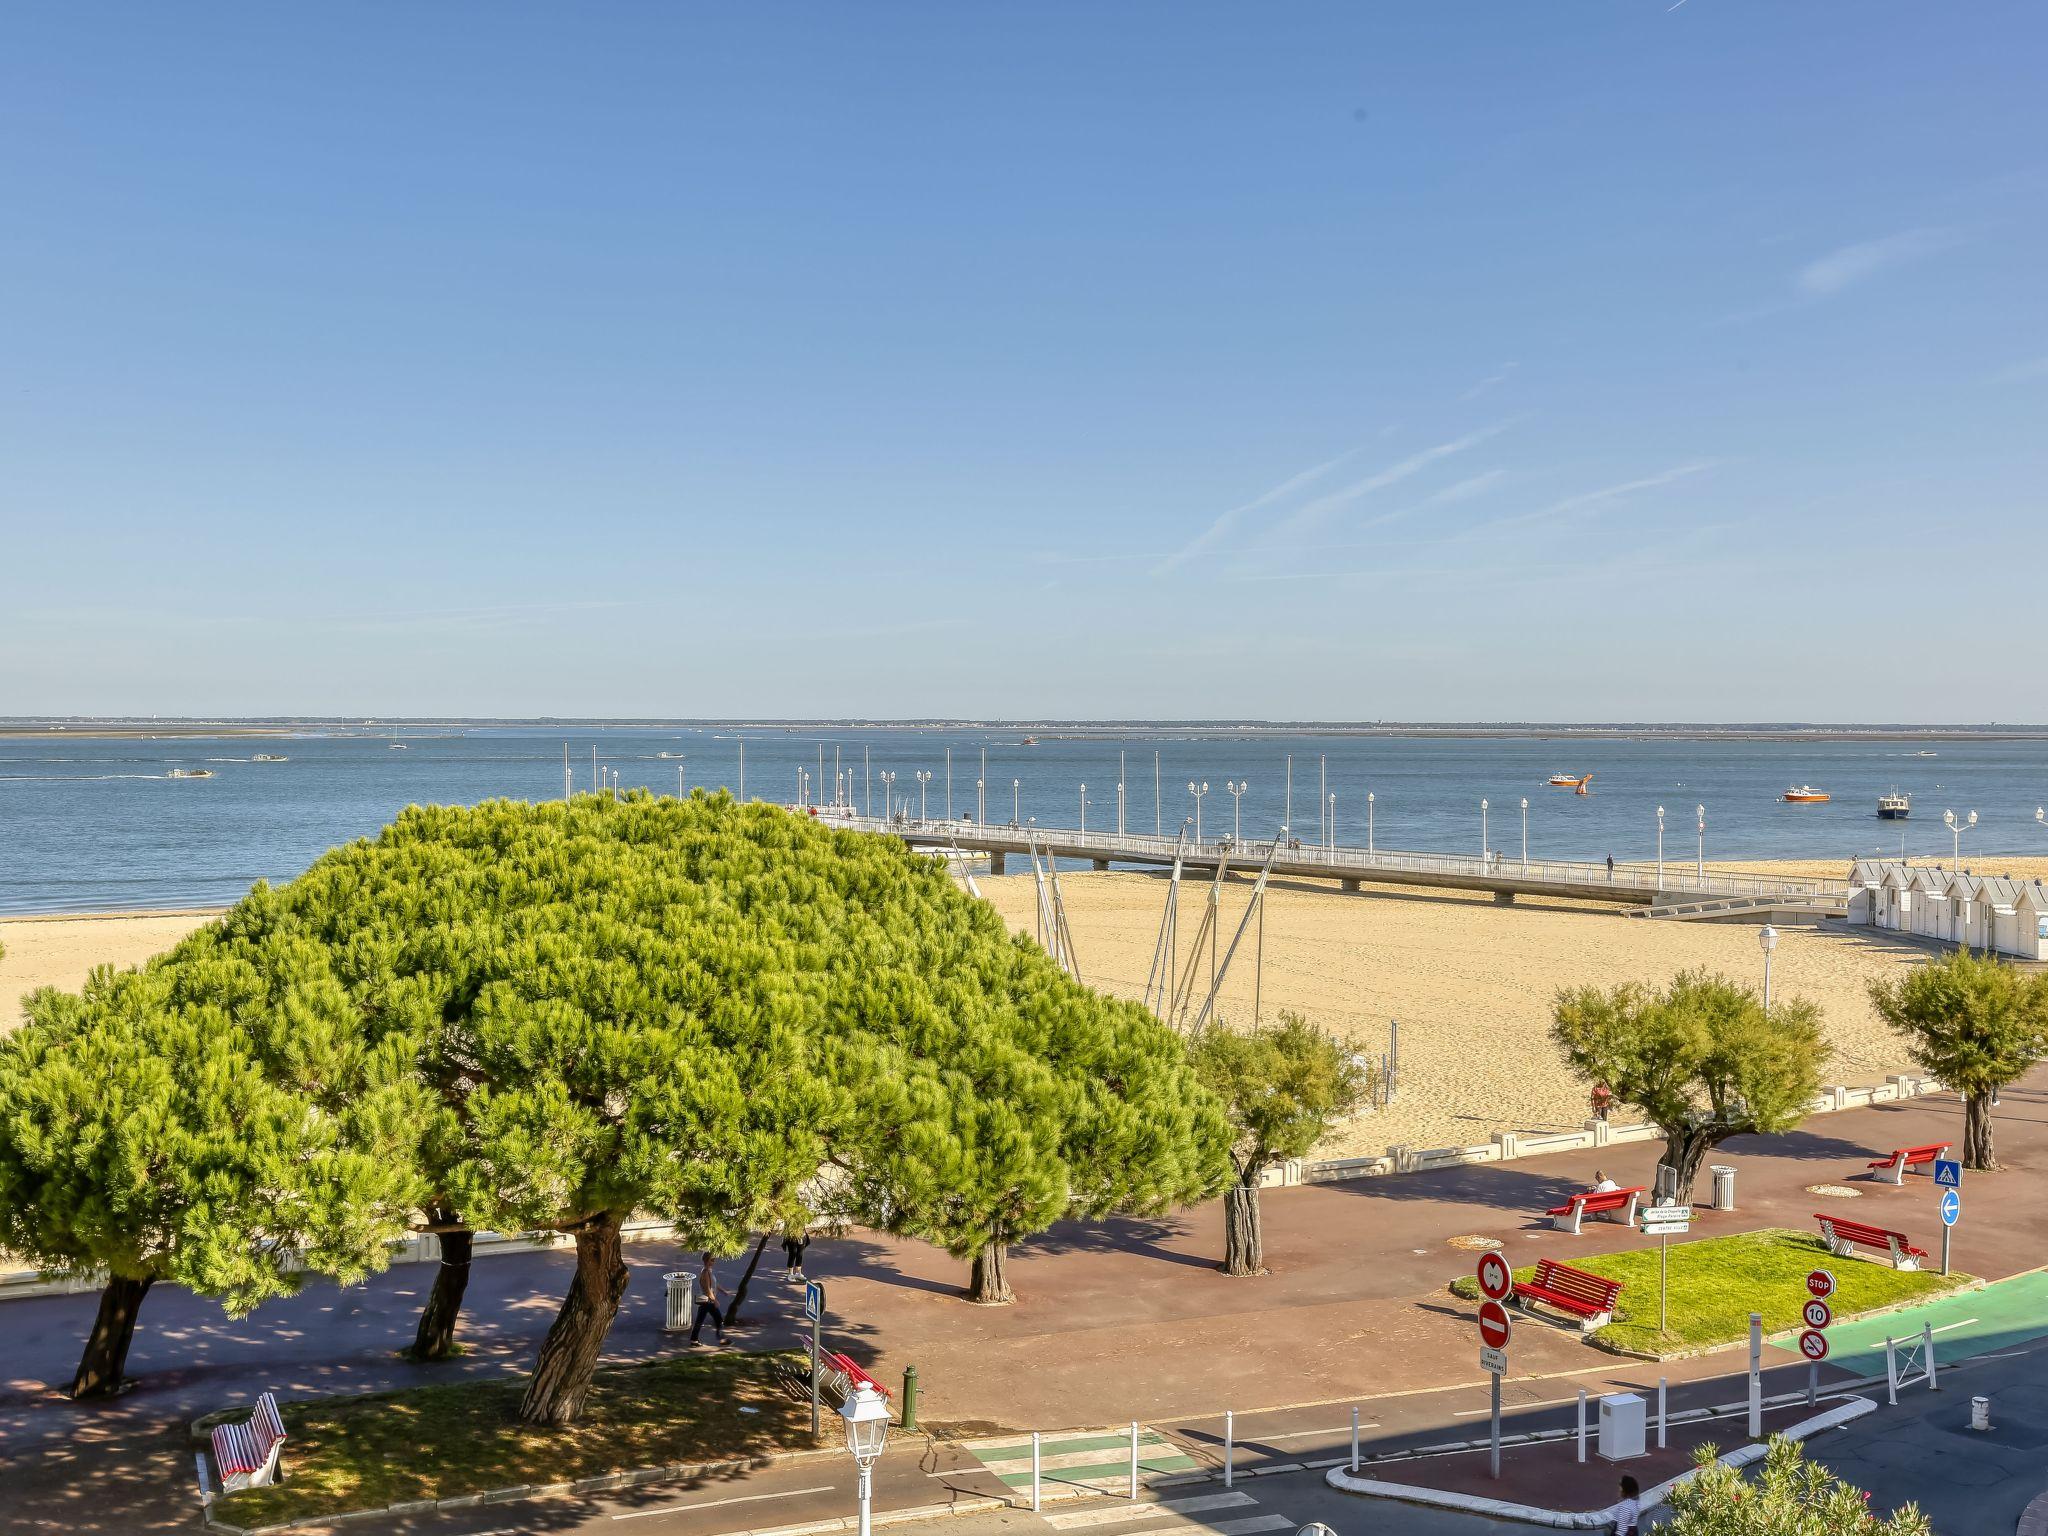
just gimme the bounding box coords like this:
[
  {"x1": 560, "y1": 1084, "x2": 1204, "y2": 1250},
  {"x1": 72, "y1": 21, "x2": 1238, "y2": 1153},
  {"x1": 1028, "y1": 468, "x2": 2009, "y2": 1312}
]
[
  {"x1": 219, "y1": 1350, "x2": 822, "y2": 1528},
  {"x1": 1448, "y1": 1229, "x2": 1968, "y2": 1355}
]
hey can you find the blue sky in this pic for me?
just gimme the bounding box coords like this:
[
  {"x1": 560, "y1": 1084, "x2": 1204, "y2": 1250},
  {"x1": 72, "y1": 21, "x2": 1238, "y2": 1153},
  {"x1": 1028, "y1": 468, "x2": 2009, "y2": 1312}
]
[{"x1": 2, "y1": 3, "x2": 2043, "y2": 721}]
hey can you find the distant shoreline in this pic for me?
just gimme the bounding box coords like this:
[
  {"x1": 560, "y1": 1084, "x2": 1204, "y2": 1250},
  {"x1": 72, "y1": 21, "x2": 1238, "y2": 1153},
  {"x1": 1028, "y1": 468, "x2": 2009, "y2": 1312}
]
[{"x1": 5, "y1": 719, "x2": 2046, "y2": 743}]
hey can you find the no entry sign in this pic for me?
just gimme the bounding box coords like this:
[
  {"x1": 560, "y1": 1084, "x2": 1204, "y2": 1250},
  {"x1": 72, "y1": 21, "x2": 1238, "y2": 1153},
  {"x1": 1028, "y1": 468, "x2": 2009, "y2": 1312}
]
[
  {"x1": 1476, "y1": 1252, "x2": 1513, "y2": 1301},
  {"x1": 1806, "y1": 1269, "x2": 1836, "y2": 1300},
  {"x1": 1803, "y1": 1298, "x2": 1833, "y2": 1330},
  {"x1": 1798, "y1": 1329, "x2": 1829, "y2": 1361},
  {"x1": 1478, "y1": 1299, "x2": 1513, "y2": 1350}
]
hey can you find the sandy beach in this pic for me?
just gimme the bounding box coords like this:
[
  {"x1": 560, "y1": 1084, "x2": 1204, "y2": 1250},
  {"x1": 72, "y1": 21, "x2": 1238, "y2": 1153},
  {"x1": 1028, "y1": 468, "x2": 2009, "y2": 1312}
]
[
  {"x1": 978, "y1": 868, "x2": 1939, "y2": 1158},
  {"x1": 1, "y1": 856, "x2": 1977, "y2": 1162}
]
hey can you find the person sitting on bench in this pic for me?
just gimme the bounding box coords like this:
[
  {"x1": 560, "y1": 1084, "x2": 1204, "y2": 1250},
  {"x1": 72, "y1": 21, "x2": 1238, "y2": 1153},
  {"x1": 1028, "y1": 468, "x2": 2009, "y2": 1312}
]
[{"x1": 1591, "y1": 1170, "x2": 1619, "y2": 1194}]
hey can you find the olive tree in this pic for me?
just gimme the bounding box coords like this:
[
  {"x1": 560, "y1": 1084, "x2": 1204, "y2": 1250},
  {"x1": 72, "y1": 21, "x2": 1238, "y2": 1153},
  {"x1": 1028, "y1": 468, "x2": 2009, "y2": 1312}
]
[
  {"x1": 1552, "y1": 969, "x2": 1824, "y2": 1203},
  {"x1": 1188, "y1": 1014, "x2": 1370, "y2": 1276},
  {"x1": 1868, "y1": 947, "x2": 2048, "y2": 1169}
]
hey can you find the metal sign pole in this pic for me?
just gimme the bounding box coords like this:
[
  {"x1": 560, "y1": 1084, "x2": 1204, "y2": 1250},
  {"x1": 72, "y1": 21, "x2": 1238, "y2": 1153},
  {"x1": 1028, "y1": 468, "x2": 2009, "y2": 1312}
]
[
  {"x1": 809, "y1": 1308, "x2": 821, "y2": 1438},
  {"x1": 1490, "y1": 1373, "x2": 1501, "y2": 1478},
  {"x1": 1660, "y1": 1229, "x2": 1669, "y2": 1336}
]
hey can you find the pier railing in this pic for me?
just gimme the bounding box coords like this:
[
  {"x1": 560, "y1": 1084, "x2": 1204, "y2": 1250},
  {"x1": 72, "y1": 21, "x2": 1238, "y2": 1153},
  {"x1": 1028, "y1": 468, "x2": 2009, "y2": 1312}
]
[{"x1": 803, "y1": 810, "x2": 1850, "y2": 904}]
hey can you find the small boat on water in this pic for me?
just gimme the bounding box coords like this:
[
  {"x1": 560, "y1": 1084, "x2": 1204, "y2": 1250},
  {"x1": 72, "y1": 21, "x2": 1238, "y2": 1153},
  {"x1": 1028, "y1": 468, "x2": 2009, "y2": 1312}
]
[
  {"x1": 656, "y1": 751, "x2": 685, "y2": 759},
  {"x1": 252, "y1": 753, "x2": 288, "y2": 762},
  {"x1": 1783, "y1": 785, "x2": 1831, "y2": 803},
  {"x1": 1878, "y1": 790, "x2": 1910, "y2": 820},
  {"x1": 389, "y1": 742, "x2": 408, "y2": 750},
  {"x1": 1021, "y1": 736, "x2": 1040, "y2": 746},
  {"x1": 1546, "y1": 773, "x2": 1590, "y2": 788},
  {"x1": 166, "y1": 768, "x2": 215, "y2": 779}
]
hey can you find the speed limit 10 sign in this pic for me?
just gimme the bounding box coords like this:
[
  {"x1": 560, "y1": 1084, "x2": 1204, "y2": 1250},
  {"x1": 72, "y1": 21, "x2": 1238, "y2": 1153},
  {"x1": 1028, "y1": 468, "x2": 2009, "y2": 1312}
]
[
  {"x1": 1476, "y1": 1252, "x2": 1513, "y2": 1302},
  {"x1": 1806, "y1": 1269, "x2": 1836, "y2": 1299},
  {"x1": 1803, "y1": 1298, "x2": 1833, "y2": 1330}
]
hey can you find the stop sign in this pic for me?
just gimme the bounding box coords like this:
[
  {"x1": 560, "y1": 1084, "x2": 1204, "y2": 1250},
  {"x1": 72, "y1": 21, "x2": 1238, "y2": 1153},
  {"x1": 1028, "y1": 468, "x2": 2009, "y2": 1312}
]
[
  {"x1": 1798, "y1": 1329, "x2": 1829, "y2": 1361},
  {"x1": 1806, "y1": 1269, "x2": 1836, "y2": 1299},
  {"x1": 1476, "y1": 1252, "x2": 1513, "y2": 1301},
  {"x1": 1478, "y1": 1299, "x2": 1512, "y2": 1350}
]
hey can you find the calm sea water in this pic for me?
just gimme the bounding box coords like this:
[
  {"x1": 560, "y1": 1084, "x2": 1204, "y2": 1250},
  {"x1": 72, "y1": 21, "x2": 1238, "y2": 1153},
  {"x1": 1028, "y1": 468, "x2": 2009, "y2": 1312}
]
[{"x1": 4, "y1": 725, "x2": 2047, "y2": 914}]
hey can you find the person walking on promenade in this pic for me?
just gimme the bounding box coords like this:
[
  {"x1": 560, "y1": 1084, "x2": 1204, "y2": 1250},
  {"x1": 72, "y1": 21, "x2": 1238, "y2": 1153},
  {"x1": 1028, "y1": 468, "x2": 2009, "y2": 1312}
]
[
  {"x1": 782, "y1": 1231, "x2": 811, "y2": 1282},
  {"x1": 1602, "y1": 1474, "x2": 1641, "y2": 1535},
  {"x1": 690, "y1": 1252, "x2": 726, "y2": 1345},
  {"x1": 1606, "y1": 854, "x2": 1615, "y2": 880},
  {"x1": 1591, "y1": 1081, "x2": 1613, "y2": 1122}
]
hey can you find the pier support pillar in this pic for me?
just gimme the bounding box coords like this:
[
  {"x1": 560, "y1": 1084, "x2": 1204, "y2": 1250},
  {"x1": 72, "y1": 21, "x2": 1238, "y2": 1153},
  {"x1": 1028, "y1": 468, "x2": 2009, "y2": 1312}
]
[
  {"x1": 1493, "y1": 890, "x2": 1516, "y2": 905},
  {"x1": 1092, "y1": 859, "x2": 1110, "y2": 871},
  {"x1": 988, "y1": 852, "x2": 1005, "y2": 875},
  {"x1": 1341, "y1": 879, "x2": 1361, "y2": 893}
]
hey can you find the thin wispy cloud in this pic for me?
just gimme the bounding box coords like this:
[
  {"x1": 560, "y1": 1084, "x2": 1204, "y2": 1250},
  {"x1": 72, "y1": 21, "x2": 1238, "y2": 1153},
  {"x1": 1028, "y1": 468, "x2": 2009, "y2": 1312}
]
[
  {"x1": 1458, "y1": 461, "x2": 1714, "y2": 540},
  {"x1": 1270, "y1": 422, "x2": 1511, "y2": 542},
  {"x1": 1155, "y1": 451, "x2": 1351, "y2": 574},
  {"x1": 1796, "y1": 226, "x2": 1961, "y2": 297},
  {"x1": 1461, "y1": 363, "x2": 1518, "y2": 401},
  {"x1": 1356, "y1": 469, "x2": 1509, "y2": 533}
]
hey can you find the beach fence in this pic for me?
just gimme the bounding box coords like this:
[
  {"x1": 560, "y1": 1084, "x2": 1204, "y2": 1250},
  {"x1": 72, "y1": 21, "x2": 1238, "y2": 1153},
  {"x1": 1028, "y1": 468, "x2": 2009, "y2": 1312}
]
[{"x1": 1349, "y1": 1020, "x2": 1399, "y2": 1113}]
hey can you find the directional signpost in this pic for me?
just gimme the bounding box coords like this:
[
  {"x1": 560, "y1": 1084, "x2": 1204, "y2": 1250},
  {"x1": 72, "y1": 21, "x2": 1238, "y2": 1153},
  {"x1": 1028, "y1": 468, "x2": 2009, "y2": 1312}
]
[
  {"x1": 1935, "y1": 1161, "x2": 1962, "y2": 1275},
  {"x1": 1802, "y1": 1269, "x2": 1834, "y2": 1402},
  {"x1": 1640, "y1": 1203, "x2": 1692, "y2": 1336},
  {"x1": 806, "y1": 1280, "x2": 826, "y2": 1436},
  {"x1": 1475, "y1": 1252, "x2": 1514, "y2": 1478}
]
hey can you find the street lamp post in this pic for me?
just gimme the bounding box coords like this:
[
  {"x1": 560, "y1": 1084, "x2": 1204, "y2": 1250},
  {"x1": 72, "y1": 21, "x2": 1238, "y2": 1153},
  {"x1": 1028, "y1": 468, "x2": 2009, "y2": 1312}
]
[
  {"x1": 1118, "y1": 751, "x2": 1126, "y2": 836},
  {"x1": 839, "y1": 1382, "x2": 891, "y2": 1536},
  {"x1": 1079, "y1": 784, "x2": 1088, "y2": 833},
  {"x1": 1657, "y1": 806, "x2": 1665, "y2": 887},
  {"x1": 1759, "y1": 924, "x2": 1778, "y2": 1010},
  {"x1": 1367, "y1": 791, "x2": 1375, "y2": 853},
  {"x1": 1012, "y1": 779, "x2": 1020, "y2": 825},
  {"x1": 1226, "y1": 780, "x2": 1248, "y2": 841},
  {"x1": 1481, "y1": 798, "x2": 1489, "y2": 858},
  {"x1": 1188, "y1": 781, "x2": 1209, "y2": 842},
  {"x1": 1327, "y1": 793, "x2": 1336, "y2": 851},
  {"x1": 1943, "y1": 809, "x2": 1977, "y2": 862},
  {"x1": 880, "y1": 771, "x2": 896, "y2": 819},
  {"x1": 1696, "y1": 805, "x2": 1706, "y2": 884},
  {"x1": 1520, "y1": 797, "x2": 1529, "y2": 864},
  {"x1": 915, "y1": 770, "x2": 931, "y2": 821}
]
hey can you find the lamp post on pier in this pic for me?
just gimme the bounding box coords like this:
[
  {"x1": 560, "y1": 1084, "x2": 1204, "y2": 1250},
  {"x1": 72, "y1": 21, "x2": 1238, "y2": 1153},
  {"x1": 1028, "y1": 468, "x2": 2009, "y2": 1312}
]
[
  {"x1": 1481, "y1": 798, "x2": 1489, "y2": 858},
  {"x1": 1012, "y1": 779, "x2": 1020, "y2": 825},
  {"x1": 915, "y1": 770, "x2": 931, "y2": 821},
  {"x1": 1520, "y1": 797, "x2": 1529, "y2": 864},
  {"x1": 1079, "y1": 784, "x2": 1088, "y2": 833},
  {"x1": 1367, "y1": 791, "x2": 1375, "y2": 853},
  {"x1": 1118, "y1": 751, "x2": 1126, "y2": 836},
  {"x1": 1696, "y1": 804, "x2": 1706, "y2": 883},
  {"x1": 1944, "y1": 808, "x2": 1977, "y2": 862},
  {"x1": 1188, "y1": 781, "x2": 1209, "y2": 842},
  {"x1": 1657, "y1": 806, "x2": 1666, "y2": 887},
  {"x1": 1226, "y1": 780, "x2": 1248, "y2": 842},
  {"x1": 880, "y1": 771, "x2": 896, "y2": 819},
  {"x1": 1327, "y1": 793, "x2": 1336, "y2": 851}
]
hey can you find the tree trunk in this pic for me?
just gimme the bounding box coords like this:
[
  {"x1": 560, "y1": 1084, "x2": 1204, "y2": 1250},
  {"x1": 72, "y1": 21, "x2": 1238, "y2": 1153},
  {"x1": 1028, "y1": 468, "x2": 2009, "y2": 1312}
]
[
  {"x1": 722, "y1": 1235, "x2": 774, "y2": 1327},
  {"x1": 71, "y1": 1274, "x2": 153, "y2": 1399},
  {"x1": 1964, "y1": 1092, "x2": 1997, "y2": 1170},
  {"x1": 1222, "y1": 1168, "x2": 1265, "y2": 1276},
  {"x1": 967, "y1": 1239, "x2": 1013, "y2": 1304},
  {"x1": 1662, "y1": 1125, "x2": 1719, "y2": 1206},
  {"x1": 409, "y1": 1213, "x2": 473, "y2": 1361},
  {"x1": 517, "y1": 1215, "x2": 630, "y2": 1427}
]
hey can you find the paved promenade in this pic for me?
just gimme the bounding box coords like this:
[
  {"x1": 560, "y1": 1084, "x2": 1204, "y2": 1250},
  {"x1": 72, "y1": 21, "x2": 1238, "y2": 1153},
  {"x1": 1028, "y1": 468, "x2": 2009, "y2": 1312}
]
[{"x1": 0, "y1": 1069, "x2": 2040, "y2": 1535}]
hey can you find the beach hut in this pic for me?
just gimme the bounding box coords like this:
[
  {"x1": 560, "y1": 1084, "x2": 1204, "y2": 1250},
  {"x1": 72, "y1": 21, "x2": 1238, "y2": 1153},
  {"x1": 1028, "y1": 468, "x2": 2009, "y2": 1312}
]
[
  {"x1": 1907, "y1": 866, "x2": 1951, "y2": 940},
  {"x1": 1876, "y1": 862, "x2": 1915, "y2": 933},
  {"x1": 2011, "y1": 884, "x2": 2048, "y2": 961},
  {"x1": 1967, "y1": 876, "x2": 2019, "y2": 952},
  {"x1": 1845, "y1": 858, "x2": 1885, "y2": 925}
]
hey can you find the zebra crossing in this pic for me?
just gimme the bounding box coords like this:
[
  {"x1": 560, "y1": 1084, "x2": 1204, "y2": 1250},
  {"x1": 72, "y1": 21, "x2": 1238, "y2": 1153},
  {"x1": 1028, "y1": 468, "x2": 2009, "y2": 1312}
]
[
  {"x1": 956, "y1": 1427, "x2": 1198, "y2": 1495},
  {"x1": 1039, "y1": 1490, "x2": 1292, "y2": 1536}
]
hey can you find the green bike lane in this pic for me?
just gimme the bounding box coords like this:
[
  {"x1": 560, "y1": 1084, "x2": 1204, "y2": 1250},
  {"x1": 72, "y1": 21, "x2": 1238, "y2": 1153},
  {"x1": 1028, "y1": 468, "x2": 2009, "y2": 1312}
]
[{"x1": 1770, "y1": 1266, "x2": 2048, "y2": 1373}]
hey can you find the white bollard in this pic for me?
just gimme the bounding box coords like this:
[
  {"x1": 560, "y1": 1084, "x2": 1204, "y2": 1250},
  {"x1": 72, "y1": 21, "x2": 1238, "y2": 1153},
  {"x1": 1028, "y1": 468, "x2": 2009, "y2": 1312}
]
[
  {"x1": 1657, "y1": 1377, "x2": 1667, "y2": 1450},
  {"x1": 1576, "y1": 1389, "x2": 1588, "y2": 1463},
  {"x1": 1224, "y1": 1409, "x2": 1234, "y2": 1488},
  {"x1": 1130, "y1": 1421, "x2": 1140, "y2": 1501},
  {"x1": 1924, "y1": 1323, "x2": 1939, "y2": 1391},
  {"x1": 1885, "y1": 1337, "x2": 1898, "y2": 1407},
  {"x1": 1350, "y1": 1406, "x2": 1360, "y2": 1472},
  {"x1": 1971, "y1": 1396, "x2": 1991, "y2": 1431},
  {"x1": 1031, "y1": 1431, "x2": 1041, "y2": 1512}
]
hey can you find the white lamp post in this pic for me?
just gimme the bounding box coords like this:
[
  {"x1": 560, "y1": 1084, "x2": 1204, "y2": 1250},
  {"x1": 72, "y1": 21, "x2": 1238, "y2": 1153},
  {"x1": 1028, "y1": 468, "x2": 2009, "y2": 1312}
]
[
  {"x1": 1327, "y1": 792, "x2": 1336, "y2": 850},
  {"x1": 1696, "y1": 804, "x2": 1706, "y2": 884},
  {"x1": 1189, "y1": 781, "x2": 1208, "y2": 842},
  {"x1": 1520, "y1": 797, "x2": 1529, "y2": 864},
  {"x1": 839, "y1": 1382, "x2": 891, "y2": 1536},
  {"x1": 1759, "y1": 923, "x2": 1778, "y2": 1010},
  {"x1": 1481, "y1": 798, "x2": 1489, "y2": 858},
  {"x1": 1367, "y1": 791, "x2": 1375, "y2": 853},
  {"x1": 1226, "y1": 780, "x2": 1248, "y2": 841},
  {"x1": 1117, "y1": 769, "x2": 1126, "y2": 836},
  {"x1": 915, "y1": 770, "x2": 931, "y2": 821},
  {"x1": 1656, "y1": 805, "x2": 1665, "y2": 887},
  {"x1": 880, "y1": 770, "x2": 896, "y2": 819},
  {"x1": 1943, "y1": 808, "x2": 1977, "y2": 862},
  {"x1": 1012, "y1": 779, "x2": 1020, "y2": 825},
  {"x1": 1079, "y1": 783, "x2": 1088, "y2": 832}
]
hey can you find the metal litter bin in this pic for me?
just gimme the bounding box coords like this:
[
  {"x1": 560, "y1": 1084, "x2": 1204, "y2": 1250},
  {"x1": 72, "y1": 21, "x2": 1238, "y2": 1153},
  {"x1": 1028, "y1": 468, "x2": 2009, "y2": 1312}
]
[
  {"x1": 1711, "y1": 1165, "x2": 1737, "y2": 1211},
  {"x1": 662, "y1": 1271, "x2": 694, "y2": 1333}
]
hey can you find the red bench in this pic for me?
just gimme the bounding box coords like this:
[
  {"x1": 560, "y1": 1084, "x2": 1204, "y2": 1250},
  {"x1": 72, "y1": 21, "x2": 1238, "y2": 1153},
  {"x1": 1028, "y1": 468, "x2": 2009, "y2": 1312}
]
[
  {"x1": 816, "y1": 1350, "x2": 890, "y2": 1406},
  {"x1": 209, "y1": 1391, "x2": 287, "y2": 1493},
  {"x1": 1866, "y1": 1142, "x2": 1949, "y2": 1186},
  {"x1": 1815, "y1": 1213, "x2": 1928, "y2": 1271},
  {"x1": 1512, "y1": 1258, "x2": 1623, "y2": 1332},
  {"x1": 1546, "y1": 1184, "x2": 1645, "y2": 1235}
]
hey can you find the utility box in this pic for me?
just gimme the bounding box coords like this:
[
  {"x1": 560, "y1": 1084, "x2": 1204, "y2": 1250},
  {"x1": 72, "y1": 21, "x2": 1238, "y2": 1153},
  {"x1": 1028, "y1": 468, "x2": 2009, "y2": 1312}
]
[
  {"x1": 1598, "y1": 1392, "x2": 1647, "y2": 1461},
  {"x1": 662, "y1": 1271, "x2": 693, "y2": 1333},
  {"x1": 1711, "y1": 1165, "x2": 1738, "y2": 1211}
]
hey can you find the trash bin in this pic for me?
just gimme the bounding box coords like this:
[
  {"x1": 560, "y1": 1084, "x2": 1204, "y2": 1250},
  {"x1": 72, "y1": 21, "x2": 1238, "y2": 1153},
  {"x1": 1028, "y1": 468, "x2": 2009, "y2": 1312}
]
[
  {"x1": 662, "y1": 1271, "x2": 694, "y2": 1333},
  {"x1": 1598, "y1": 1393, "x2": 1646, "y2": 1460},
  {"x1": 1711, "y1": 1164, "x2": 1737, "y2": 1211}
]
